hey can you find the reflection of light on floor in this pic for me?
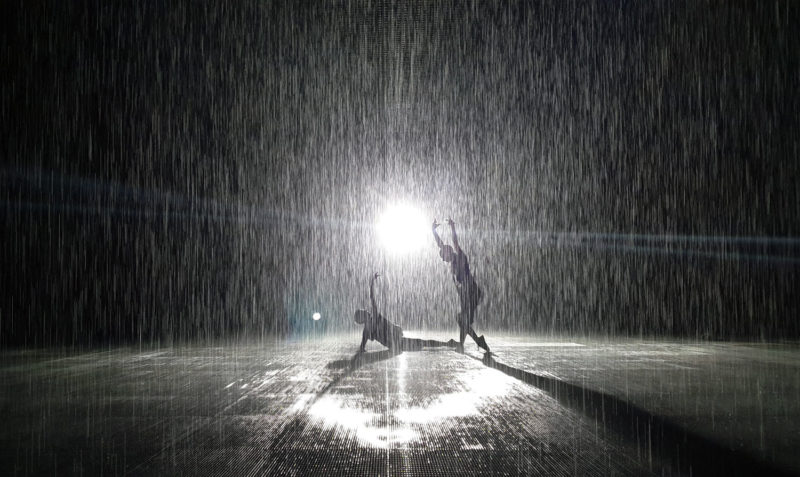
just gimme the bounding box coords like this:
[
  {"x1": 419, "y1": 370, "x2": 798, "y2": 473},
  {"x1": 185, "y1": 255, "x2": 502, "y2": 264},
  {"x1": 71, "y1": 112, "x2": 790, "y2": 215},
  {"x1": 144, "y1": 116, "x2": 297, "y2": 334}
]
[
  {"x1": 504, "y1": 342, "x2": 584, "y2": 347},
  {"x1": 290, "y1": 393, "x2": 315, "y2": 413},
  {"x1": 306, "y1": 363, "x2": 513, "y2": 449},
  {"x1": 308, "y1": 392, "x2": 422, "y2": 448},
  {"x1": 396, "y1": 368, "x2": 511, "y2": 424}
]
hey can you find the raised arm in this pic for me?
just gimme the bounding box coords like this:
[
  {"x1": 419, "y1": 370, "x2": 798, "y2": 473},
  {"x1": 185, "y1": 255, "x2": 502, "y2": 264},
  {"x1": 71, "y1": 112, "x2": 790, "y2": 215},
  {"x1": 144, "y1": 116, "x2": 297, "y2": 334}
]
[
  {"x1": 369, "y1": 272, "x2": 380, "y2": 320},
  {"x1": 432, "y1": 219, "x2": 444, "y2": 248},
  {"x1": 447, "y1": 218, "x2": 462, "y2": 254}
]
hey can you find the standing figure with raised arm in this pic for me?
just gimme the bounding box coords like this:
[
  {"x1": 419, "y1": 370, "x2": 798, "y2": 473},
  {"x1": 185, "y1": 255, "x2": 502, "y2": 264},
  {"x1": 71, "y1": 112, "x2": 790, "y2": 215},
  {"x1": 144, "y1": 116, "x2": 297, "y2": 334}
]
[
  {"x1": 354, "y1": 273, "x2": 457, "y2": 353},
  {"x1": 432, "y1": 218, "x2": 490, "y2": 353}
]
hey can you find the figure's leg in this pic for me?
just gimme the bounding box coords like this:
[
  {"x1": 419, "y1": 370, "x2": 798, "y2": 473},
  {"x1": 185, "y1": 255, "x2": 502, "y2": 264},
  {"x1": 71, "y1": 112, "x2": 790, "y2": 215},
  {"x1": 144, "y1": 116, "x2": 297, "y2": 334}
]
[
  {"x1": 419, "y1": 338, "x2": 457, "y2": 348},
  {"x1": 466, "y1": 327, "x2": 490, "y2": 352},
  {"x1": 400, "y1": 337, "x2": 422, "y2": 351},
  {"x1": 448, "y1": 313, "x2": 464, "y2": 352},
  {"x1": 402, "y1": 337, "x2": 457, "y2": 351},
  {"x1": 400, "y1": 336, "x2": 456, "y2": 351},
  {"x1": 456, "y1": 289, "x2": 468, "y2": 344},
  {"x1": 465, "y1": 304, "x2": 490, "y2": 352}
]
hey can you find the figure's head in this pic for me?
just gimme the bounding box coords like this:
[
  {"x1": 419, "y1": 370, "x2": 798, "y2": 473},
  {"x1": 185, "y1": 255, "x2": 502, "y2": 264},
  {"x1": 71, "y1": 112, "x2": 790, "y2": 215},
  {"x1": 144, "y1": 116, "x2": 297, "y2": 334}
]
[
  {"x1": 439, "y1": 244, "x2": 455, "y2": 263},
  {"x1": 354, "y1": 309, "x2": 371, "y2": 324}
]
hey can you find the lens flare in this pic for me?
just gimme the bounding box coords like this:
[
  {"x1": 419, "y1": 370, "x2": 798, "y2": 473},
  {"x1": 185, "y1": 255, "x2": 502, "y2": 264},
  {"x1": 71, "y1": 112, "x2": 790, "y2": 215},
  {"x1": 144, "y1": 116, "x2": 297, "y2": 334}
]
[{"x1": 376, "y1": 204, "x2": 428, "y2": 256}]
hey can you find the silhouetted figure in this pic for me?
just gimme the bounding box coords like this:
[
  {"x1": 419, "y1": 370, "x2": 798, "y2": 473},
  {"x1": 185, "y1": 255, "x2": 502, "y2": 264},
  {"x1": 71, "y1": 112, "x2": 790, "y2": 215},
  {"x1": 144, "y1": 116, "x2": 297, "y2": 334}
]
[
  {"x1": 355, "y1": 273, "x2": 457, "y2": 353},
  {"x1": 432, "y1": 218, "x2": 490, "y2": 353}
]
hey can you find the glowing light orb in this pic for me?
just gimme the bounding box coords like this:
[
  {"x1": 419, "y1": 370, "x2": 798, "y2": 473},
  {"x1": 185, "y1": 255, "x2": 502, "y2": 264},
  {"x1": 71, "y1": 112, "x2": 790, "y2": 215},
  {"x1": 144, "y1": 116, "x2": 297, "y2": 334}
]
[
  {"x1": 376, "y1": 204, "x2": 428, "y2": 256},
  {"x1": 312, "y1": 312, "x2": 321, "y2": 321}
]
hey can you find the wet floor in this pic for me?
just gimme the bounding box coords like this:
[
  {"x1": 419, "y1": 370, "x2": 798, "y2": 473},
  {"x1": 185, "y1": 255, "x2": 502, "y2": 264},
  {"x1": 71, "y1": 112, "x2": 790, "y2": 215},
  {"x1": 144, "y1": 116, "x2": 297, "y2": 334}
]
[{"x1": 1, "y1": 335, "x2": 798, "y2": 476}]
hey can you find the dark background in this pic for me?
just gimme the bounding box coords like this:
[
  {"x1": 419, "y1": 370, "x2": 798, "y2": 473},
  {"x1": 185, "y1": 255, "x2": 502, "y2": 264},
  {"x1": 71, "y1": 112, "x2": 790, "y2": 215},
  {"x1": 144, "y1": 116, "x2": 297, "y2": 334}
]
[{"x1": 2, "y1": 1, "x2": 799, "y2": 346}]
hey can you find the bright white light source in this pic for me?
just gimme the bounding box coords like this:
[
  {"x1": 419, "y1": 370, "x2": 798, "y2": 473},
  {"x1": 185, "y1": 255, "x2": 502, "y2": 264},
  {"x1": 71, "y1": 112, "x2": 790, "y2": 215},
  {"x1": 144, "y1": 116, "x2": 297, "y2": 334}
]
[
  {"x1": 377, "y1": 204, "x2": 428, "y2": 256},
  {"x1": 312, "y1": 312, "x2": 321, "y2": 321}
]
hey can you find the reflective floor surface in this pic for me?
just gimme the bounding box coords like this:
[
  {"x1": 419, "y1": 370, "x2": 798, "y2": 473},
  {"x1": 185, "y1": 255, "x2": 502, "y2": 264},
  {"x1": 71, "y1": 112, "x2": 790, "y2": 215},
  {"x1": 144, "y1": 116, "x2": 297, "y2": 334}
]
[{"x1": 1, "y1": 334, "x2": 798, "y2": 476}]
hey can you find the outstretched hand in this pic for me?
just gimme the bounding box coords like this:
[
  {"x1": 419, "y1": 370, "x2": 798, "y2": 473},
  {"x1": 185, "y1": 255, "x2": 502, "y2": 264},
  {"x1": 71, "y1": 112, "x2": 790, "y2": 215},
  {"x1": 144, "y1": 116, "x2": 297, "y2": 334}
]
[
  {"x1": 432, "y1": 218, "x2": 440, "y2": 230},
  {"x1": 446, "y1": 217, "x2": 455, "y2": 227}
]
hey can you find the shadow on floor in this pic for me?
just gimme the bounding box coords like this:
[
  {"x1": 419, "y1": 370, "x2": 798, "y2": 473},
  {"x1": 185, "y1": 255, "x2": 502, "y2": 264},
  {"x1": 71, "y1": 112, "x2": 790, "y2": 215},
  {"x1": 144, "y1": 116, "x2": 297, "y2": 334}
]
[{"x1": 475, "y1": 352, "x2": 794, "y2": 477}]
